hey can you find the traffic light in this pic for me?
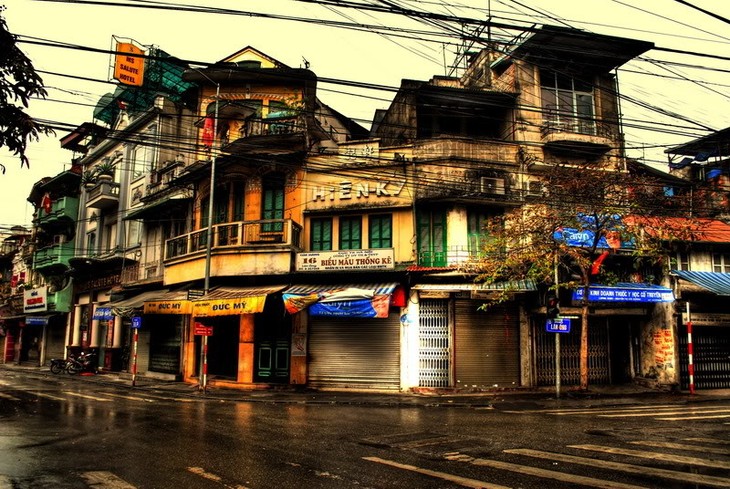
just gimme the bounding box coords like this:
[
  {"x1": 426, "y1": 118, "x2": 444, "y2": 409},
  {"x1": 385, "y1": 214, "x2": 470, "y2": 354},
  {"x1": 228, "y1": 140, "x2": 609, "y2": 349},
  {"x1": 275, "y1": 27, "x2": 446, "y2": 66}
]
[{"x1": 546, "y1": 294, "x2": 560, "y2": 319}]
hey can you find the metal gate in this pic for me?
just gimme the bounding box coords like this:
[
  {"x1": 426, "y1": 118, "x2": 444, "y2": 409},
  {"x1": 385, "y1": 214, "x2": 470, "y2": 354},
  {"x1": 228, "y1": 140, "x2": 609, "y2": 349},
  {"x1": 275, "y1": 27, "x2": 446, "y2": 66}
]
[
  {"x1": 535, "y1": 317, "x2": 610, "y2": 386},
  {"x1": 678, "y1": 324, "x2": 730, "y2": 389},
  {"x1": 454, "y1": 301, "x2": 520, "y2": 388},
  {"x1": 419, "y1": 299, "x2": 450, "y2": 387},
  {"x1": 308, "y1": 314, "x2": 400, "y2": 389}
]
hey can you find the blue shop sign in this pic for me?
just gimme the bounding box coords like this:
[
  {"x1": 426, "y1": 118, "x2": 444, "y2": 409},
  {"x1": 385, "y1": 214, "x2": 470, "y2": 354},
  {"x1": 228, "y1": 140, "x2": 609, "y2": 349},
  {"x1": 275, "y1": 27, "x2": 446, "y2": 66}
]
[
  {"x1": 573, "y1": 283, "x2": 674, "y2": 303},
  {"x1": 25, "y1": 316, "x2": 49, "y2": 326},
  {"x1": 93, "y1": 306, "x2": 114, "y2": 320}
]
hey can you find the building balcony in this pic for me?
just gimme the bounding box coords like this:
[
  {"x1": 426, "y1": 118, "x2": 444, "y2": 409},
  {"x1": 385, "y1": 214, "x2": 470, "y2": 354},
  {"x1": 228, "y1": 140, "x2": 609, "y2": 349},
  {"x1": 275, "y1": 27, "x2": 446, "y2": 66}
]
[
  {"x1": 33, "y1": 241, "x2": 75, "y2": 273},
  {"x1": 221, "y1": 116, "x2": 307, "y2": 156},
  {"x1": 540, "y1": 117, "x2": 615, "y2": 155},
  {"x1": 34, "y1": 196, "x2": 79, "y2": 231},
  {"x1": 47, "y1": 281, "x2": 73, "y2": 313},
  {"x1": 121, "y1": 260, "x2": 164, "y2": 286},
  {"x1": 86, "y1": 181, "x2": 120, "y2": 210},
  {"x1": 163, "y1": 219, "x2": 302, "y2": 284}
]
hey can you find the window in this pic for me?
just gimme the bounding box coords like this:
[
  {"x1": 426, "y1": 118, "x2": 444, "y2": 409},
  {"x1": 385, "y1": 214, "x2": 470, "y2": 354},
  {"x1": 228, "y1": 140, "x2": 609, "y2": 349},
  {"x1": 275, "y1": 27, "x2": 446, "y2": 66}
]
[
  {"x1": 86, "y1": 232, "x2": 96, "y2": 256},
  {"x1": 310, "y1": 218, "x2": 332, "y2": 251},
  {"x1": 712, "y1": 253, "x2": 730, "y2": 273},
  {"x1": 467, "y1": 210, "x2": 494, "y2": 258},
  {"x1": 417, "y1": 209, "x2": 446, "y2": 266},
  {"x1": 127, "y1": 219, "x2": 142, "y2": 246},
  {"x1": 262, "y1": 174, "x2": 284, "y2": 232},
  {"x1": 369, "y1": 214, "x2": 392, "y2": 249},
  {"x1": 540, "y1": 69, "x2": 595, "y2": 135},
  {"x1": 339, "y1": 216, "x2": 362, "y2": 250},
  {"x1": 233, "y1": 181, "x2": 245, "y2": 222},
  {"x1": 675, "y1": 252, "x2": 689, "y2": 271}
]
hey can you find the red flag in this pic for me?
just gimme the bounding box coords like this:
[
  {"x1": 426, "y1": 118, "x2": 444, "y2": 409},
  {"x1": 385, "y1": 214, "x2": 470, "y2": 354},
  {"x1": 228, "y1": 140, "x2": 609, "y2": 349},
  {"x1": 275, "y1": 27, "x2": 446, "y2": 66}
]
[
  {"x1": 591, "y1": 250, "x2": 610, "y2": 275},
  {"x1": 41, "y1": 193, "x2": 52, "y2": 214},
  {"x1": 202, "y1": 116, "x2": 214, "y2": 148}
]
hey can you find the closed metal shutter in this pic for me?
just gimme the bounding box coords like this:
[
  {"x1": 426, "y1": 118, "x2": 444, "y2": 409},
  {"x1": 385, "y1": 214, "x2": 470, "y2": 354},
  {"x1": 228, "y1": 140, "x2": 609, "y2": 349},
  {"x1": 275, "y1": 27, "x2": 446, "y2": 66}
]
[
  {"x1": 454, "y1": 301, "x2": 520, "y2": 388},
  {"x1": 308, "y1": 314, "x2": 400, "y2": 389},
  {"x1": 45, "y1": 323, "x2": 66, "y2": 361},
  {"x1": 135, "y1": 329, "x2": 151, "y2": 374},
  {"x1": 679, "y1": 324, "x2": 730, "y2": 390}
]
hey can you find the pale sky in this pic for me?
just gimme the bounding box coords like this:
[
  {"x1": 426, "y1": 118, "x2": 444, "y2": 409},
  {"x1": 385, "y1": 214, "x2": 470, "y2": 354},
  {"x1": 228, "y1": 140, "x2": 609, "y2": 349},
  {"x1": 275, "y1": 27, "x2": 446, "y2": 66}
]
[{"x1": 2, "y1": 0, "x2": 729, "y2": 229}]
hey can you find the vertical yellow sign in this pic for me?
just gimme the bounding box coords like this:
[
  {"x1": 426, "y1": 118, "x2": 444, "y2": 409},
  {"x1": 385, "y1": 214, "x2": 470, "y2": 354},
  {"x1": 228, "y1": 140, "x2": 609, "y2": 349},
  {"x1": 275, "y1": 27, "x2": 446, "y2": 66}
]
[{"x1": 114, "y1": 42, "x2": 145, "y2": 87}]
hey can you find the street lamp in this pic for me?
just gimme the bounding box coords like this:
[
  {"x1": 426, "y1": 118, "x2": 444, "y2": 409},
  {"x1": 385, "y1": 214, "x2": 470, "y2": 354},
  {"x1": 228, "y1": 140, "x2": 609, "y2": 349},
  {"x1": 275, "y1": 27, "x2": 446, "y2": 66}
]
[{"x1": 192, "y1": 67, "x2": 220, "y2": 393}]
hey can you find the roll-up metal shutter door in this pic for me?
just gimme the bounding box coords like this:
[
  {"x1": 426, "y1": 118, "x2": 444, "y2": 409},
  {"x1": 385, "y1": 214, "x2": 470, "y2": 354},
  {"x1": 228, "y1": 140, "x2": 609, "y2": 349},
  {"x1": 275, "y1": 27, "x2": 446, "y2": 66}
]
[
  {"x1": 454, "y1": 301, "x2": 520, "y2": 388},
  {"x1": 136, "y1": 329, "x2": 151, "y2": 374},
  {"x1": 45, "y1": 323, "x2": 66, "y2": 361},
  {"x1": 308, "y1": 314, "x2": 400, "y2": 389}
]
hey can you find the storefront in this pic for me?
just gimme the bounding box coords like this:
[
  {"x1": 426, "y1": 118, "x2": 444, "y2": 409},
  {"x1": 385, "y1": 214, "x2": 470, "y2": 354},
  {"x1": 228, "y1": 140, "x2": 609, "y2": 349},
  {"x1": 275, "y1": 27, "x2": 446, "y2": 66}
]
[
  {"x1": 283, "y1": 283, "x2": 402, "y2": 390},
  {"x1": 673, "y1": 271, "x2": 730, "y2": 390},
  {"x1": 535, "y1": 282, "x2": 675, "y2": 387},
  {"x1": 411, "y1": 282, "x2": 532, "y2": 390},
  {"x1": 143, "y1": 290, "x2": 191, "y2": 380}
]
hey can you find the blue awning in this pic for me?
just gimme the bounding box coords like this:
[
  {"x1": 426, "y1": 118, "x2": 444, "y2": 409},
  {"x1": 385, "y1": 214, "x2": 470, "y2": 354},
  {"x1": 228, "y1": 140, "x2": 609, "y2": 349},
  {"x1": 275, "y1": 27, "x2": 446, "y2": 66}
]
[
  {"x1": 672, "y1": 270, "x2": 730, "y2": 296},
  {"x1": 282, "y1": 283, "x2": 399, "y2": 318},
  {"x1": 573, "y1": 283, "x2": 674, "y2": 303}
]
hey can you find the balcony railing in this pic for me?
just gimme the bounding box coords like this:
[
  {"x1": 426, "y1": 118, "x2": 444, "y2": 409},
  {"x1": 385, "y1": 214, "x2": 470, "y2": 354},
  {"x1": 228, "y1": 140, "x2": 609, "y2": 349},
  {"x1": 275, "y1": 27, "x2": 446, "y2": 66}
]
[
  {"x1": 541, "y1": 113, "x2": 616, "y2": 140},
  {"x1": 34, "y1": 196, "x2": 79, "y2": 227},
  {"x1": 33, "y1": 242, "x2": 75, "y2": 270},
  {"x1": 121, "y1": 261, "x2": 164, "y2": 285},
  {"x1": 86, "y1": 181, "x2": 120, "y2": 209},
  {"x1": 165, "y1": 219, "x2": 302, "y2": 261}
]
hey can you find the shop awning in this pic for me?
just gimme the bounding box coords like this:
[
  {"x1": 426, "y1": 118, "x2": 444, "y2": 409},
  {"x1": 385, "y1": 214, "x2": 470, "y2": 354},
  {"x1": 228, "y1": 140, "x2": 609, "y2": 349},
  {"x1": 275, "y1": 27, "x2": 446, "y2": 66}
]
[
  {"x1": 412, "y1": 280, "x2": 537, "y2": 292},
  {"x1": 572, "y1": 283, "x2": 674, "y2": 303},
  {"x1": 672, "y1": 270, "x2": 730, "y2": 296},
  {"x1": 192, "y1": 286, "x2": 286, "y2": 317},
  {"x1": 110, "y1": 289, "x2": 170, "y2": 316},
  {"x1": 124, "y1": 195, "x2": 191, "y2": 221},
  {"x1": 143, "y1": 290, "x2": 192, "y2": 314},
  {"x1": 282, "y1": 283, "x2": 399, "y2": 318}
]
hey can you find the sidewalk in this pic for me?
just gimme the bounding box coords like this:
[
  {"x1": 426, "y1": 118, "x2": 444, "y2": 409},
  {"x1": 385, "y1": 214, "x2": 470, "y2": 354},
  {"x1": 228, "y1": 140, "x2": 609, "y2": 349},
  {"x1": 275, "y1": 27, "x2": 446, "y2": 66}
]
[{"x1": 2, "y1": 363, "x2": 728, "y2": 410}]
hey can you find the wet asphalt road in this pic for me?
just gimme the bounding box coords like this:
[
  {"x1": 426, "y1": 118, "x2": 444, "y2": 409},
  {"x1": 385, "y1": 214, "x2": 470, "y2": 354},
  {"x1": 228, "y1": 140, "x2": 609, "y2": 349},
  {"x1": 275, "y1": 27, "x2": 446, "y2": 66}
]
[{"x1": 1, "y1": 370, "x2": 729, "y2": 489}]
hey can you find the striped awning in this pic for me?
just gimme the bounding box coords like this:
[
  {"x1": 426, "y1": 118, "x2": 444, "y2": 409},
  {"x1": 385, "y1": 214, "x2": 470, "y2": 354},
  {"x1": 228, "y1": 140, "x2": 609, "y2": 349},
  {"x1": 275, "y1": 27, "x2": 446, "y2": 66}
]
[
  {"x1": 282, "y1": 283, "x2": 399, "y2": 296},
  {"x1": 197, "y1": 285, "x2": 287, "y2": 301},
  {"x1": 673, "y1": 270, "x2": 730, "y2": 296},
  {"x1": 192, "y1": 286, "x2": 287, "y2": 317}
]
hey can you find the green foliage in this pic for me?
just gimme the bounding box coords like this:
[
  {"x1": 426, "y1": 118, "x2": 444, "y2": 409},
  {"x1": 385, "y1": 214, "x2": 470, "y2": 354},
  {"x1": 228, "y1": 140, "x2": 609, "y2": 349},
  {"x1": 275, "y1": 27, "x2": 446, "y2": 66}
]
[{"x1": 0, "y1": 7, "x2": 54, "y2": 170}]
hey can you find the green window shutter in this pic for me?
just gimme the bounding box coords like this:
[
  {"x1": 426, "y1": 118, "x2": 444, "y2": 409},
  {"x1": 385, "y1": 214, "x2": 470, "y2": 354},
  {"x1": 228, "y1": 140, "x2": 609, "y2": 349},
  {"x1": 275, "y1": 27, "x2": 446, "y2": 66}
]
[{"x1": 369, "y1": 214, "x2": 392, "y2": 248}]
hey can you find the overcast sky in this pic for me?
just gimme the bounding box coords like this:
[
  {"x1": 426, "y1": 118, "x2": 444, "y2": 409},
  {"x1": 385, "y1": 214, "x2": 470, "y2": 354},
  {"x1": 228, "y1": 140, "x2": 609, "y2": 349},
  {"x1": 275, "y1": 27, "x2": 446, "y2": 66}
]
[{"x1": 2, "y1": 0, "x2": 729, "y2": 228}]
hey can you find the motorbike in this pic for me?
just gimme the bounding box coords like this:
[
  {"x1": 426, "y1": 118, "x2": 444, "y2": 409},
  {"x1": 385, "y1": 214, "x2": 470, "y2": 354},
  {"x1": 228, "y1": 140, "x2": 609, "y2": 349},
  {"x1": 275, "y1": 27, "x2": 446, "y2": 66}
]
[
  {"x1": 66, "y1": 352, "x2": 98, "y2": 375},
  {"x1": 49, "y1": 358, "x2": 69, "y2": 374}
]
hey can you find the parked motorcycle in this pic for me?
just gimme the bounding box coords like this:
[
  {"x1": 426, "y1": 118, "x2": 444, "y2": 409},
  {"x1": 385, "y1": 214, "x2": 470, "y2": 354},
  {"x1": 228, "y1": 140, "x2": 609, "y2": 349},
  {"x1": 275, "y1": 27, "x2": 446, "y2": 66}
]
[
  {"x1": 66, "y1": 352, "x2": 97, "y2": 375},
  {"x1": 49, "y1": 358, "x2": 69, "y2": 374}
]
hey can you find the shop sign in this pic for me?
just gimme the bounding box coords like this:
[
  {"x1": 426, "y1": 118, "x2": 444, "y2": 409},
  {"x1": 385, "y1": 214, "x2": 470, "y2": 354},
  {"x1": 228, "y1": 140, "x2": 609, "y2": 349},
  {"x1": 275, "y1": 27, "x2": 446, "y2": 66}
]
[
  {"x1": 144, "y1": 300, "x2": 192, "y2": 315},
  {"x1": 296, "y1": 248, "x2": 394, "y2": 272},
  {"x1": 192, "y1": 295, "x2": 266, "y2": 317},
  {"x1": 681, "y1": 313, "x2": 730, "y2": 326},
  {"x1": 93, "y1": 306, "x2": 114, "y2": 320},
  {"x1": 23, "y1": 287, "x2": 47, "y2": 313},
  {"x1": 25, "y1": 316, "x2": 49, "y2": 326},
  {"x1": 131, "y1": 317, "x2": 142, "y2": 329}
]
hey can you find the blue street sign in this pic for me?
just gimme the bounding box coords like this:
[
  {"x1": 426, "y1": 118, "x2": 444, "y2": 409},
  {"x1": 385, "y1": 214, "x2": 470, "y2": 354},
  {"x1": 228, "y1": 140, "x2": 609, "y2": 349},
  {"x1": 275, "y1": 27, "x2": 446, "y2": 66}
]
[
  {"x1": 131, "y1": 316, "x2": 142, "y2": 329},
  {"x1": 546, "y1": 318, "x2": 571, "y2": 333}
]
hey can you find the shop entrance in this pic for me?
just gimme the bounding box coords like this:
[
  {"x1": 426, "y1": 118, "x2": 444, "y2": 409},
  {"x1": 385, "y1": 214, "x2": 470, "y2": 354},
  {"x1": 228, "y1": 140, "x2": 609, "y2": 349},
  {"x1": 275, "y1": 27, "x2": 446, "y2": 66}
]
[
  {"x1": 204, "y1": 316, "x2": 239, "y2": 380},
  {"x1": 254, "y1": 295, "x2": 291, "y2": 383}
]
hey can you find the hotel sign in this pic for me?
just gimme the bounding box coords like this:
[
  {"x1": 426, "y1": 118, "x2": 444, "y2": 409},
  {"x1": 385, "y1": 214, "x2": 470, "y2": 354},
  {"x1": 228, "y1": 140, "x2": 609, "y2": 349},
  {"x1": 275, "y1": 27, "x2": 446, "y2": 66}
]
[
  {"x1": 306, "y1": 168, "x2": 410, "y2": 211},
  {"x1": 296, "y1": 248, "x2": 395, "y2": 272},
  {"x1": 113, "y1": 42, "x2": 145, "y2": 87}
]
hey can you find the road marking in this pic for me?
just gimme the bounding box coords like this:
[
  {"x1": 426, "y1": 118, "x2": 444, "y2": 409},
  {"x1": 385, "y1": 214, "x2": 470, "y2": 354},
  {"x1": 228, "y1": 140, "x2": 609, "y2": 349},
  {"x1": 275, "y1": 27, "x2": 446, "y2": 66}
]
[
  {"x1": 463, "y1": 455, "x2": 647, "y2": 488},
  {"x1": 63, "y1": 391, "x2": 112, "y2": 402},
  {"x1": 598, "y1": 408, "x2": 730, "y2": 418},
  {"x1": 103, "y1": 393, "x2": 153, "y2": 402},
  {"x1": 363, "y1": 456, "x2": 511, "y2": 489},
  {"x1": 506, "y1": 448, "x2": 730, "y2": 488},
  {"x1": 81, "y1": 471, "x2": 136, "y2": 488},
  {"x1": 684, "y1": 437, "x2": 730, "y2": 445},
  {"x1": 187, "y1": 467, "x2": 249, "y2": 489},
  {"x1": 394, "y1": 435, "x2": 466, "y2": 449},
  {"x1": 0, "y1": 392, "x2": 21, "y2": 401},
  {"x1": 657, "y1": 413, "x2": 730, "y2": 421},
  {"x1": 502, "y1": 404, "x2": 678, "y2": 414},
  {"x1": 629, "y1": 440, "x2": 730, "y2": 455},
  {"x1": 28, "y1": 391, "x2": 66, "y2": 401},
  {"x1": 568, "y1": 444, "x2": 730, "y2": 470}
]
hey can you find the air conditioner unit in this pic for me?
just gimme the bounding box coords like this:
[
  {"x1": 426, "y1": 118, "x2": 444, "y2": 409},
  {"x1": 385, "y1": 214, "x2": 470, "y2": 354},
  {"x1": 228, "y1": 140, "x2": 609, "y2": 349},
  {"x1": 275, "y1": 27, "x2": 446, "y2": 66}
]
[
  {"x1": 526, "y1": 180, "x2": 544, "y2": 197},
  {"x1": 480, "y1": 177, "x2": 506, "y2": 195}
]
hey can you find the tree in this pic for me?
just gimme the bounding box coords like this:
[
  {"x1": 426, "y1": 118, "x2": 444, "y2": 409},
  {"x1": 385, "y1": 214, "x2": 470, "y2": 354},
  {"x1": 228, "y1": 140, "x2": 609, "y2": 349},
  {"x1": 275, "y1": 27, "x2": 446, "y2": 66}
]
[
  {"x1": 469, "y1": 158, "x2": 697, "y2": 390},
  {"x1": 0, "y1": 6, "x2": 53, "y2": 171}
]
